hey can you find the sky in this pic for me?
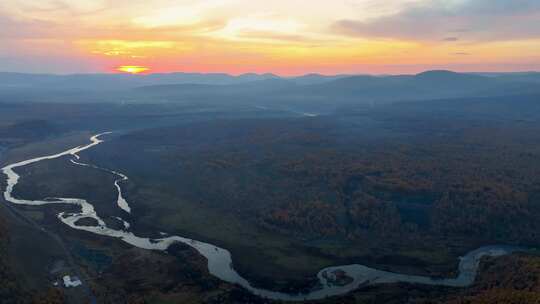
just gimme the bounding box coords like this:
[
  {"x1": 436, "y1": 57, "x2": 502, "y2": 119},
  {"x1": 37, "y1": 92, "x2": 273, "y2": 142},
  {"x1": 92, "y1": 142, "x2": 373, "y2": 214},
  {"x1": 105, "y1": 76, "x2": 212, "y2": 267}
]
[{"x1": 0, "y1": 0, "x2": 539, "y2": 75}]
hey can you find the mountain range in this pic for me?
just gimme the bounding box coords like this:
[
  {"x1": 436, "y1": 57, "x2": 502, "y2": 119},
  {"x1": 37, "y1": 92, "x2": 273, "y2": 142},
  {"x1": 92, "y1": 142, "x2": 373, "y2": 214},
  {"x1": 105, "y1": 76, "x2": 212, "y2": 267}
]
[{"x1": 1, "y1": 70, "x2": 539, "y2": 105}]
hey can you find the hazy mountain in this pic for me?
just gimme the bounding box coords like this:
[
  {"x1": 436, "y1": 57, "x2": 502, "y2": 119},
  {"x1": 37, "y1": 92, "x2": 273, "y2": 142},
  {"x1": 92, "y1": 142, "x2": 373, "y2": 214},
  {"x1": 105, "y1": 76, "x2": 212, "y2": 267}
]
[
  {"x1": 1, "y1": 70, "x2": 539, "y2": 105},
  {"x1": 134, "y1": 78, "x2": 297, "y2": 100},
  {"x1": 0, "y1": 72, "x2": 281, "y2": 91},
  {"x1": 288, "y1": 73, "x2": 351, "y2": 85},
  {"x1": 480, "y1": 72, "x2": 540, "y2": 83},
  {"x1": 298, "y1": 70, "x2": 540, "y2": 103}
]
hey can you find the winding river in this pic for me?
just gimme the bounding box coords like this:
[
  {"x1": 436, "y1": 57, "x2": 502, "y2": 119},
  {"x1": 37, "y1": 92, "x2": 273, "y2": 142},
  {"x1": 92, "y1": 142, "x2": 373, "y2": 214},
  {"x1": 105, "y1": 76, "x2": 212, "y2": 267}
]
[{"x1": 1, "y1": 133, "x2": 524, "y2": 301}]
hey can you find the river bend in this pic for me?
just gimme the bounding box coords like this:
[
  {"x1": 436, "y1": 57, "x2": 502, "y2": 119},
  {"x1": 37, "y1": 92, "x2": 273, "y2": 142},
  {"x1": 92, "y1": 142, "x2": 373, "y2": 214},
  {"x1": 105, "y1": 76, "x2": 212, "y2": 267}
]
[{"x1": 1, "y1": 133, "x2": 522, "y2": 301}]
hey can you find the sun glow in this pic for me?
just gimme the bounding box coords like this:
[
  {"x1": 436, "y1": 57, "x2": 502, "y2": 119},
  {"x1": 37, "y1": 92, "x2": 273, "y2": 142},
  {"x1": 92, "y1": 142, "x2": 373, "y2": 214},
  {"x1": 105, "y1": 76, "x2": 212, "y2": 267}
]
[
  {"x1": 2, "y1": 1, "x2": 539, "y2": 74},
  {"x1": 117, "y1": 65, "x2": 150, "y2": 74}
]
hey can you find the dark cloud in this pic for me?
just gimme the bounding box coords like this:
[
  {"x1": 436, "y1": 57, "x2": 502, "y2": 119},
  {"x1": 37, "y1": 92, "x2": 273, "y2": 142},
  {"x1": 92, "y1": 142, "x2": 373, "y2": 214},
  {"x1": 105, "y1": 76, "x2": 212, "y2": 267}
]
[
  {"x1": 332, "y1": 0, "x2": 540, "y2": 41},
  {"x1": 452, "y1": 28, "x2": 472, "y2": 33},
  {"x1": 443, "y1": 37, "x2": 459, "y2": 41},
  {"x1": 462, "y1": 0, "x2": 540, "y2": 15}
]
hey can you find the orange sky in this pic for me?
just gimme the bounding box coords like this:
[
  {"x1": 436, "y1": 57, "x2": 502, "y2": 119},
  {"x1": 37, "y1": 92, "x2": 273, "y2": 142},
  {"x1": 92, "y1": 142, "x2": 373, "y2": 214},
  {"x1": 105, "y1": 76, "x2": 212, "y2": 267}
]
[{"x1": 1, "y1": 0, "x2": 539, "y2": 75}]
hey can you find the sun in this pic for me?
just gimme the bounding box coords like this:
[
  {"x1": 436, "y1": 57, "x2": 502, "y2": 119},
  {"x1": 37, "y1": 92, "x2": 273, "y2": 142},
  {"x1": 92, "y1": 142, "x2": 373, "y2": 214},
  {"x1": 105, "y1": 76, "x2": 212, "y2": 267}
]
[{"x1": 116, "y1": 65, "x2": 150, "y2": 74}]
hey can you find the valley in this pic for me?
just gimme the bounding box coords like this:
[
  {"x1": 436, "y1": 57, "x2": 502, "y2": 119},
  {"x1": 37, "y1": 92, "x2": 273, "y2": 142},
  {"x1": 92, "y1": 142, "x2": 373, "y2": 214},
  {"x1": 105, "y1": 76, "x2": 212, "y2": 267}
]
[{"x1": 1, "y1": 89, "x2": 540, "y2": 302}]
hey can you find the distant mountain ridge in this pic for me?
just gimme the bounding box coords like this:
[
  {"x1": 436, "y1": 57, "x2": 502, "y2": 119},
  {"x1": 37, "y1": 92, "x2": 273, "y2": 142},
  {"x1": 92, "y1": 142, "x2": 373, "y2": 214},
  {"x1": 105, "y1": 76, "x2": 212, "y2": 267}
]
[
  {"x1": 1, "y1": 70, "x2": 539, "y2": 105},
  {"x1": 0, "y1": 72, "x2": 282, "y2": 90},
  {"x1": 294, "y1": 70, "x2": 540, "y2": 102},
  {"x1": 1, "y1": 70, "x2": 538, "y2": 89}
]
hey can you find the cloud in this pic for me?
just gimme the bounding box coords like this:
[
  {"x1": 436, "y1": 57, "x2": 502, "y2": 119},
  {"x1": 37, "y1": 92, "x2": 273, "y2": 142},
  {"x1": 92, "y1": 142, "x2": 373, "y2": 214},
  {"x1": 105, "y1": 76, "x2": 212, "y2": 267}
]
[
  {"x1": 443, "y1": 37, "x2": 459, "y2": 41},
  {"x1": 462, "y1": 0, "x2": 540, "y2": 15},
  {"x1": 237, "y1": 31, "x2": 324, "y2": 43},
  {"x1": 9, "y1": 0, "x2": 109, "y2": 15},
  {"x1": 0, "y1": 12, "x2": 59, "y2": 39},
  {"x1": 332, "y1": 0, "x2": 540, "y2": 42}
]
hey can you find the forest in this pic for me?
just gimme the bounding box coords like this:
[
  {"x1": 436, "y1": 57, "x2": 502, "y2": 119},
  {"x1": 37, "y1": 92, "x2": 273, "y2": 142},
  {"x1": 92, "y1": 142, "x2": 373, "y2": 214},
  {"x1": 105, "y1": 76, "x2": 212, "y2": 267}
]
[{"x1": 2, "y1": 93, "x2": 540, "y2": 303}]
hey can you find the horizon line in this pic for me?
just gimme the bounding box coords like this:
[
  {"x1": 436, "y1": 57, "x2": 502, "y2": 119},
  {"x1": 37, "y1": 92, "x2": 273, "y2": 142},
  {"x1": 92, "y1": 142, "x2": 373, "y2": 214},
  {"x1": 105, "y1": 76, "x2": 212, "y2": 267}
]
[{"x1": 1, "y1": 69, "x2": 539, "y2": 78}]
